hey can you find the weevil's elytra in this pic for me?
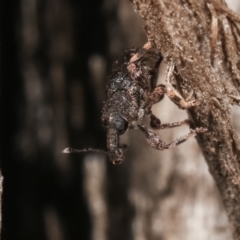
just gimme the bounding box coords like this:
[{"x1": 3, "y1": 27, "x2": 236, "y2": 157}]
[
  {"x1": 102, "y1": 43, "x2": 162, "y2": 131},
  {"x1": 63, "y1": 42, "x2": 207, "y2": 164}
]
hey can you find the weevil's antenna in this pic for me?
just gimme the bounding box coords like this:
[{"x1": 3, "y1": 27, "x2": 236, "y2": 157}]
[{"x1": 62, "y1": 147, "x2": 108, "y2": 155}]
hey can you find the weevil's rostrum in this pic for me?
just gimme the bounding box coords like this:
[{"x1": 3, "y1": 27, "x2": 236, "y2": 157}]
[{"x1": 63, "y1": 42, "x2": 206, "y2": 164}]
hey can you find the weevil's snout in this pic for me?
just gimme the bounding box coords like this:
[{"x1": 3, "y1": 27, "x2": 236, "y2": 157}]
[
  {"x1": 110, "y1": 148, "x2": 124, "y2": 165},
  {"x1": 106, "y1": 115, "x2": 128, "y2": 165}
]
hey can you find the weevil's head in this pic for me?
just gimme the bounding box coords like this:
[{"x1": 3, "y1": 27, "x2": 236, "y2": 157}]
[{"x1": 103, "y1": 114, "x2": 128, "y2": 164}]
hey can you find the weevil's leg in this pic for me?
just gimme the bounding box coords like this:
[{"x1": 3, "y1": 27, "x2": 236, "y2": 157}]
[
  {"x1": 148, "y1": 84, "x2": 165, "y2": 106},
  {"x1": 165, "y1": 62, "x2": 200, "y2": 109},
  {"x1": 147, "y1": 84, "x2": 190, "y2": 129},
  {"x1": 150, "y1": 115, "x2": 190, "y2": 129},
  {"x1": 129, "y1": 42, "x2": 153, "y2": 63},
  {"x1": 138, "y1": 124, "x2": 207, "y2": 150},
  {"x1": 145, "y1": 84, "x2": 165, "y2": 128},
  {"x1": 229, "y1": 95, "x2": 240, "y2": 106},
  {"x1": 147, "y1": 82, "x2": 193, "y2": 129},
  {"x1": 158, "y1": 119, "x2": 190, "y2": 129},
  {"x1": 185, "y1": 90, "x2": 194, "y2": 101},
  {"x1": 146, "y1": 88, "x2": 163, "y2": 129}
]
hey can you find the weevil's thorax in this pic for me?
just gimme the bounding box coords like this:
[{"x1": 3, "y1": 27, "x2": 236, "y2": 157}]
[
  {"x1": 102, "y1": 46, "x2": 162, "y2": 131},
  {"x1": 102, "y1": 82, "x2": 145, "y2": 129}
]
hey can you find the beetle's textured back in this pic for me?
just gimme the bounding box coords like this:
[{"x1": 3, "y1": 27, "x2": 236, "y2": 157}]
[{"x1": 102, "y1": 46, "x2": 162, "y2": 129}]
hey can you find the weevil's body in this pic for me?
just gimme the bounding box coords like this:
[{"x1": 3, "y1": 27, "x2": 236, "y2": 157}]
[
  {"x1": 63, "y1": 42, "x2": 206, "y2": 164},
  {"x1": 102, "y1": 45, "x2": 162, "y2": 131},
  {"x1": 101, "y1": 44, "x2": 163, "y2": 164}
]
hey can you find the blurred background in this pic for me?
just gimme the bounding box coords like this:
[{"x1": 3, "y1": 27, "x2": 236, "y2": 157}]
[{"x1": 1, "y1": 0, "x2": 240, "y2": 240}]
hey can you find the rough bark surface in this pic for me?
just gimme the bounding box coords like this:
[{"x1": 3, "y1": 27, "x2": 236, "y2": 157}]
[{"x1": 130, "y1": 0, "x2": 240, "y2": 238}]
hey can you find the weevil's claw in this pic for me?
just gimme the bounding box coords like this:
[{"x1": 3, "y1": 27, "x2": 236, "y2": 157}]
[
  {"x1": 188, "y1": 99, "x2": 201, "y2": 108},
  {"x1": 195, "y1": 127, "x2": 208, "y2": 133},
  {"x1": 150, "y1": 114, "x2": 161, "y2": 129}
]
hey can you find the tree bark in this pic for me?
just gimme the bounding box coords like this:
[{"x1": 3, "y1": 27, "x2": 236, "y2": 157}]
[{"x1": 130, "y1": 0, "x2": 240, "y2": 238}]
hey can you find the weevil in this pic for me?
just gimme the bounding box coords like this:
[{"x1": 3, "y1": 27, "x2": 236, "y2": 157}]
[{"x1": 63, "y1": 42, "x2": 206, "y2": 164}]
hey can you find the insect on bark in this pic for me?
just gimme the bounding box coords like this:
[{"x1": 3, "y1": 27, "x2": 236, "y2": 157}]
[{"x1": 63, "y1": 42, "x2": 206, "y2": 164}]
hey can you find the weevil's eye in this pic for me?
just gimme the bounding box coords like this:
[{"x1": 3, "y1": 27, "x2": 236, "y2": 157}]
[{"x1": 112, "y1": 115, "x2": 128, "y2": 135}]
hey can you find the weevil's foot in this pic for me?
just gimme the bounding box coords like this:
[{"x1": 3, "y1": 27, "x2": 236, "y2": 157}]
[
  {"x1": 229, "y1": 95, "x2": 240, "y2": 105},
  {"x1": 150, "y1": 114, "x2": 161, "y2": 129},
  {"x1": 188, "y1": 99, "x2": 201, "y2": 108},
  {"x1": 193, "y1": 127, "x2": 208, "y2": 133},
  {"x1": 186, "y1": 90, "x2": 194, "y2": 101},
  {"x1": 138, "y1": 124, "x2": 207, "y2": 151}
]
